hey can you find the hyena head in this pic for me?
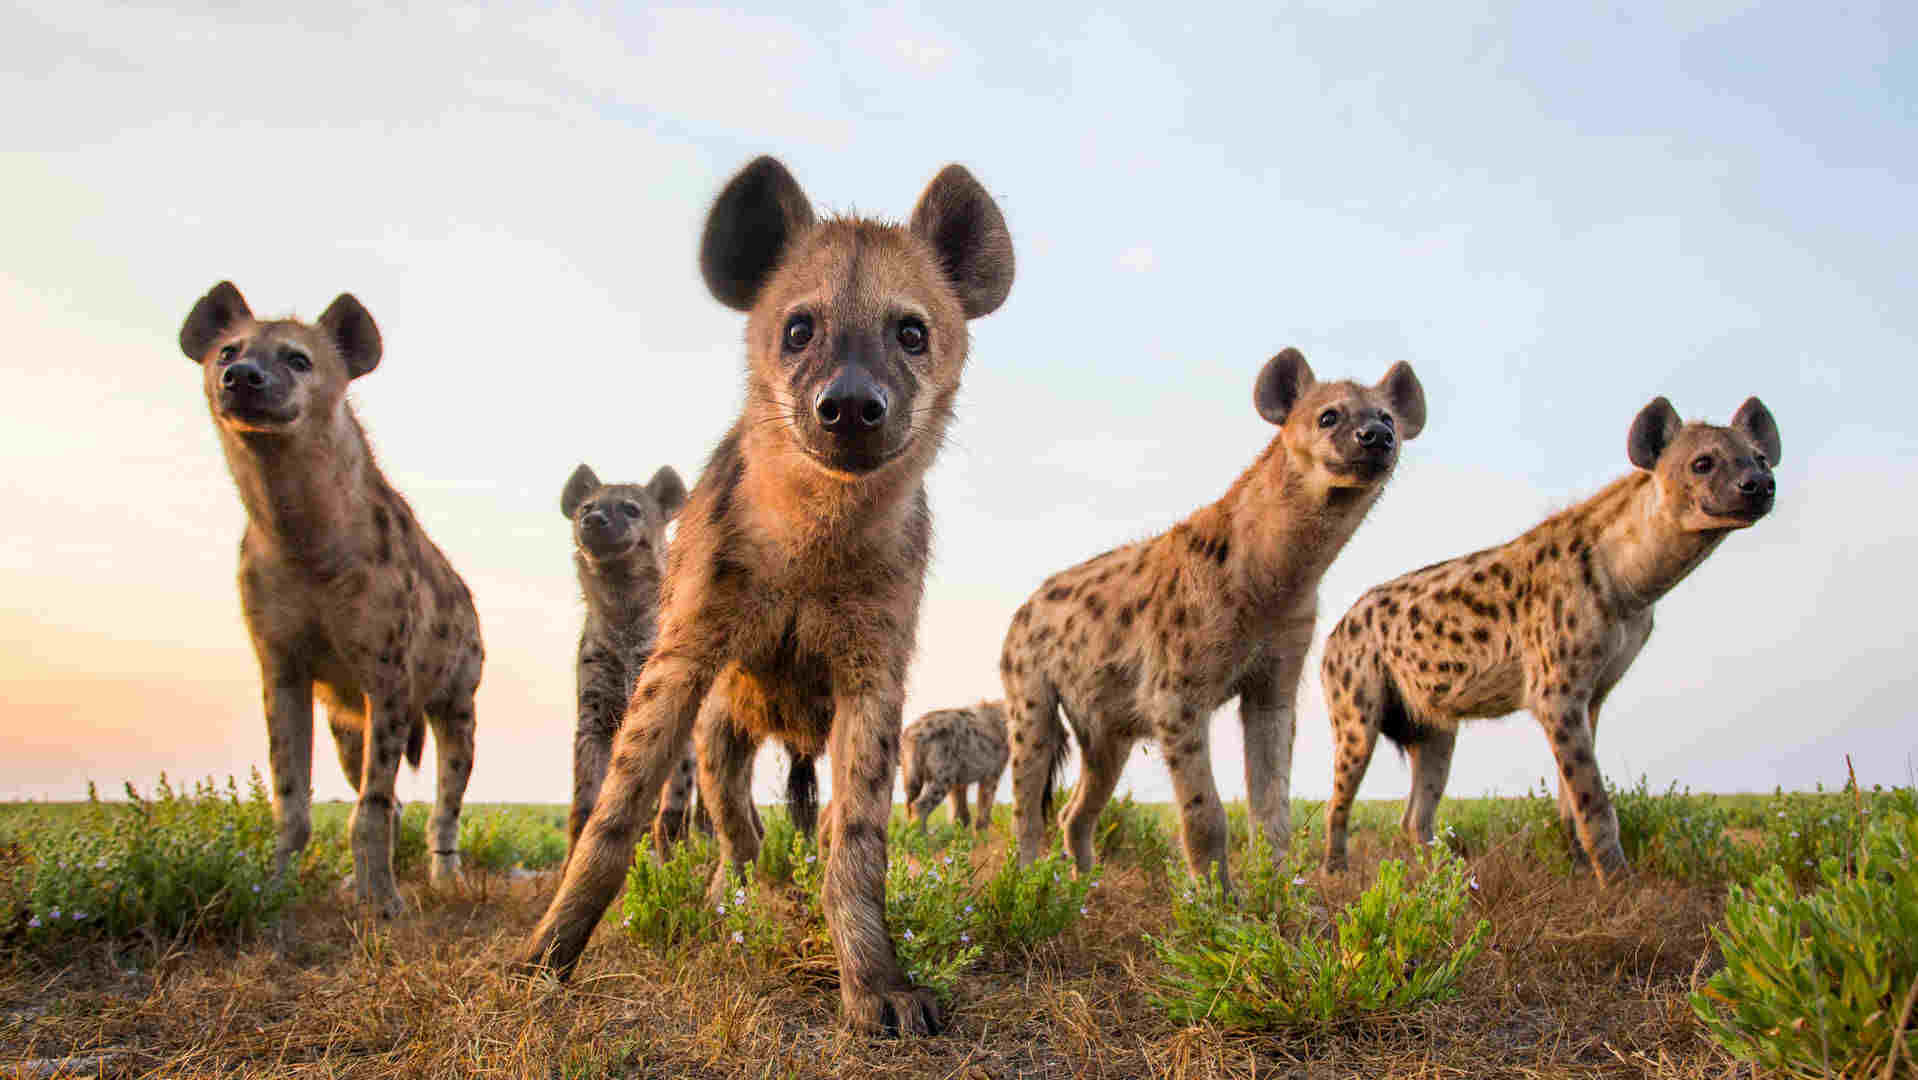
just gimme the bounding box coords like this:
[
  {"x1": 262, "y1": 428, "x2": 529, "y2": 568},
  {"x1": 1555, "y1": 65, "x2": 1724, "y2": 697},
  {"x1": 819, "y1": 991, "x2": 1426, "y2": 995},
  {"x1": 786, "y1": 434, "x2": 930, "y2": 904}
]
[
  {"x1": 1627, "y1": 396, "x2": 1781, "y2": 531},
  {"x1": 178, "y1": 281, "x2": 380, "y2": 437},
  {"x1": 699, "y1": 156, "x2": 1015, "y2": 476},
  {"x1": 560, "y1": 464, "x2": 688, "y2": 575},
  {"x1": 1254, "y1": 348, "x2": 1427, "y2": 489}
]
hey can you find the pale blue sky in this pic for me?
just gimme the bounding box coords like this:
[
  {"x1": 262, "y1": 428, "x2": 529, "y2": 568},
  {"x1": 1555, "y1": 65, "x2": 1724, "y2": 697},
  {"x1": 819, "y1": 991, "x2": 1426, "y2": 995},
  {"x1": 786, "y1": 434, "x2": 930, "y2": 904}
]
[{"x1": 2, "y1": 2, "x2": 1913, "y2": 809}]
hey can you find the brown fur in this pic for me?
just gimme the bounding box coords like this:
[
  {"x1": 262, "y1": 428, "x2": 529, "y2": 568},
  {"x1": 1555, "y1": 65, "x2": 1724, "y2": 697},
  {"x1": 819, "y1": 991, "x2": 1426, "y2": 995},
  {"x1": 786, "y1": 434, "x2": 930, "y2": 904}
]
[
  {"x1": 177, "y1": 282, "x2": 484, "y2": 918},
  {"x1": 1002, "y1": 350, "x2": 1427, "y2": 893},
  {"x1": 516, "y1": 156, "x2": 1015, "y2": 1037},
  {"x1": 1320, "y1": 396, "x2": 1782, "y2": 883},
  {"x1": 902, "y1": 701, "x2": 1008, "y2": 831}
]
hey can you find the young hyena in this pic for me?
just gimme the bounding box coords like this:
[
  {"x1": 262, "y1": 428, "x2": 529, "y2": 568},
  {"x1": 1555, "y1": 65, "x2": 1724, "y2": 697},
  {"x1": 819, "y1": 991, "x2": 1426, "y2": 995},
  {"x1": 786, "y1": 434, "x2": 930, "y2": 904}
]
[
  {"x1": 1002, "y1": 349, "x2": 1426, "y2": 893},
  {"x1": 902, "y1": 701, "x2": 1008, "y2": 832},
  {"x1": 559, "y1": 462, "x2": 701, "y2": 869},
  {"x1": 178, "y1": 283, "x2": 483, "y2": 919},
  {"x1": 517, "y1": 156, "x2": 1014, "y2": 1037},
  {"x1": 1320, "y1": 396, "x2": 1781, "y2": 885}
]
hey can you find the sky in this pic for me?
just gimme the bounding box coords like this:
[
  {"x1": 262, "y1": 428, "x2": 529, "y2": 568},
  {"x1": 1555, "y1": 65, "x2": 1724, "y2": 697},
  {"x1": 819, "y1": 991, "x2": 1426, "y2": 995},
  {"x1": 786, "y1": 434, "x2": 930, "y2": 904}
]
[{"x1": 1, "y1": 1, "x2": 1914, "y2": 814}]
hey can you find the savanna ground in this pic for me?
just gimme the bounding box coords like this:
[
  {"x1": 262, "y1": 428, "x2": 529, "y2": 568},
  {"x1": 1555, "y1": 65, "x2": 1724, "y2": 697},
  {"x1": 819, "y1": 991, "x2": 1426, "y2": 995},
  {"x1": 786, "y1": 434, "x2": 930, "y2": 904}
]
[{"x1": 0, "y1": 775, "x2": 1893, "y2": 1079}]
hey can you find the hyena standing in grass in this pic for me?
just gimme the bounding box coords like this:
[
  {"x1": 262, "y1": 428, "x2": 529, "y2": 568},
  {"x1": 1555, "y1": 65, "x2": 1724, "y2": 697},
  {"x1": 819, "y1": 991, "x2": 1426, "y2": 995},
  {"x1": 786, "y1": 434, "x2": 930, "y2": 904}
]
[
  {"x1": 1320, "y1": 397, "x2": 1781, "y2": 884},
  {"x1": 902, "y1": 701, "x2": 1008, "y2": 832},
  {"x1": 518, "y1": 156, "x2": 1014, "y2": 1036},
  {"x1": 1002, "y1": 349, "x2": 1426, "y2": 893},
  {"x1": 178, "y1": 283, "x2": 482, "y2": 918},
  {"x1": 559, "y1": 462, "x2": 706, "y2": 870}
]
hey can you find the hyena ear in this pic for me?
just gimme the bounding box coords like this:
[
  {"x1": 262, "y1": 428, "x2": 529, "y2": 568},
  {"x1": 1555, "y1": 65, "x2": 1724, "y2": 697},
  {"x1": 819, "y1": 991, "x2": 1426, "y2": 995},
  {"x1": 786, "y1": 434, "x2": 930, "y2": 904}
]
[
  {"x1": 1375, "y1": 361, "x2": 1427, "y2": 440},
  {"x1": 647, "y1": 465, "x2": 688, "y2": 519},
  {"x1": 1627, "y1": 396, "x2": 1683, "y2": 470},
  {"x1": 909, "y1": 164, "x2": 1015, "y2": 319},
  {"x1": 1730, "y1": 396, "x2": 1781, "y2": 466},
  {"x1": 561, "y1": 464, "x2": 599, "y2": 519},
  {"x1": 317, "y1": 294, "x2": 382, "y2": 379},
  {"x1": 700, "y1": 156, "x2": 816, "y2": 312},
  {"x1": 179, "y1": 281, "x2": 252, "y2": 362},
  {"x1": 1253, "y1": 347, "x2": 1316, "y2": 426}
]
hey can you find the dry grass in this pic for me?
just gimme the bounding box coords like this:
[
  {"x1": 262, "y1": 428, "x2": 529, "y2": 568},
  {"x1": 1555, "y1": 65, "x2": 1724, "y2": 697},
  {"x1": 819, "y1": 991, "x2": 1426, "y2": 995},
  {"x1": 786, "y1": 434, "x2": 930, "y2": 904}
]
[{"x1": 0, "y1": 829, "x2": 1760, "y2": 1079}]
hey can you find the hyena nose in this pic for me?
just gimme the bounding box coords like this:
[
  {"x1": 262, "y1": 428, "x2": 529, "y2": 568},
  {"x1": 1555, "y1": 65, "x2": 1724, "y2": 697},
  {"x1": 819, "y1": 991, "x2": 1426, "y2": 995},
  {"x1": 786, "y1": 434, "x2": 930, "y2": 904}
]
[
  {"x1": 221, "y1": 362, "x2": 267, "y2": 391},
  {"x1": 581, "y1": 508, "x2": 609, "y2": 530},
  {"x1": 1356, "y1": 422, "x2": 1394, "y2": 451},
  {"x1": 1737, "y1": 472, "x2": 1775, "y2": 497},
  {"x1": 815, "y1": 371, "x2": 889, "y2": 433}
]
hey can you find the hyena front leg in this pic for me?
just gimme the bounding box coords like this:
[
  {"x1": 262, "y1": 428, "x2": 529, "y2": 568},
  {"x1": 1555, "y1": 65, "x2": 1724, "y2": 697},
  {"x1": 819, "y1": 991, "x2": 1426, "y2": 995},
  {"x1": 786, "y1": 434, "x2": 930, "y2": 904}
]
[
  {"x1": 349, "y1": 690, "x2": 413, "y2": 918},
  {"x1": 1154, "y1": 705, "x2": 1229, "y2": 893},
  {"x1": 1400, "y1": 727, "x2": 1457, "y2": 848},
  {"x1": 427, "y1": 688, "x2": 477, "y2": 887},
  {"x1": 566, "y1": 659, "x2": 627, "y2": 869},
  {"x1": 1556, "y1": 702, "x2": 1605, "y2": 871},
  {"x1": 517, "y1": 654, "x2": 713, "y2": 976},
  {"x1": 973, "y1": 768, "x2": 1002, "y2": 833},
  {"x1": 1238, "y1": 650, "x2": 1303, "y2": 857},
  {"x1": 262, "y1": 667, "x2": 316, "y2": 881},
  {"x1": 947, "y1": 785, "x2": 972, "y2": 829},
  {"x1": 826, "y1": 685, "x2": 941, "y2": 1037},
  {"x1": 1536, "y1": 697, "x2": 1627, "y2": 885},
  {"x1": 688, "y1": 684, "x2": 761, "y2": 892}
]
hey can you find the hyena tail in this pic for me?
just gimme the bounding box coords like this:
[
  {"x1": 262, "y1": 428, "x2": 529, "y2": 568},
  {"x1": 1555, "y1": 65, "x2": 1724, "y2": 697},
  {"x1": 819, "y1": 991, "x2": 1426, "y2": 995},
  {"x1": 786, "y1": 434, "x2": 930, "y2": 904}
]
[
  {"x1": 1374, "y1": 668, "x2": 1432, "y2": 756},
  {"x1": 1039, "y1": 704, "x2": 1071, "y2": 822},
  {"x1": 902, "y1": 758, "x2": 924, "y2": 812},
  {"x1": 786, "y1": 750, "x2": 819, "y2": 839},
  {"x1": 405, "y1": 715, "x2": 426, "y2": 769}
]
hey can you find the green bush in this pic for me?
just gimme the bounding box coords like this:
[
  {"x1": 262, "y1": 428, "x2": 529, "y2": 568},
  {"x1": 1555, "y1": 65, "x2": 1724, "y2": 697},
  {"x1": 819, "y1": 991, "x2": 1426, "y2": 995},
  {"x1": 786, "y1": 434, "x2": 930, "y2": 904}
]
[
  {"x1": 619, "y1": 831, "x2": 720, "y2": 949},
  {"x1": 791, "y1": 828, "x2": 982, "y2": 1000},
  {"x1": 1607, "y1": 775, "x2": 1744, "y2": 883},
  {"x1": 1692, "y1": 789, "x2": 1918, "y2": 1078},
  {"x1": 754, "y1": 807, "x2": 804, "y2": 886},
  {"x1": 973, "y1": 842, "x2": 1097, "y2": 950},
  {"x1": 1151, "y1": 839, "x2": 1488, "y2": 1028},
  {"x1": 6, "y1": 773, "x2": 297, "y2": 953},
  {"x1": 459, "y1": 807, "x2": 567, "y2": 873},
  {"x1": 1095, "y1": 792, "x2": 1176, "y2": 871}
]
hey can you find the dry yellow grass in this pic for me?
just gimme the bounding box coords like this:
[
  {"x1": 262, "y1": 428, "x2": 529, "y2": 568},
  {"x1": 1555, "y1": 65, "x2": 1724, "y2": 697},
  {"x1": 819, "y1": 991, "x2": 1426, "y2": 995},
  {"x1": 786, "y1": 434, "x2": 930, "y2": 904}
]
[{"x1": 1, "y1": 831, "x2": 1754, "y2": 1079}]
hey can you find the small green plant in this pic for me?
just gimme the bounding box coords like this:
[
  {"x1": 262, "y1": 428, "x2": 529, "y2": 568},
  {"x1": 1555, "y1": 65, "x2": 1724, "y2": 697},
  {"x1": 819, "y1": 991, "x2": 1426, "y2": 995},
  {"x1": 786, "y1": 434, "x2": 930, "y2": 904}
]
[
  {"x1": 973, "y1": 843, "x2": 1096, "y2": 950},
  {"x1": 754, "y1": 807, "x2": 803, "y2": 885},
  {"x1": 6, "y1": 773, "x2": 297, "y2": 954},
  {"x1": 790, "y1": 828, "x2": 982, "y2": 999},
  {"x1": 1693, "y1": 788, "x2": 1918, "y2": 1078},
  {"x1": 619, "y1": 831, "x2": 719, "y2": 948},
  {"x1": 1095, "y1": 792, "x2": 1175, "y2": 871},
  {"x1": 1606, "y1": 775, "x2": 1743, "y2": 882},
  {"x1": 1151, "y1": 839, "x2": 1489, "y2": 1028},
  {"x1": 458, "y1": 807, "x2": 567, "y2": 873}
]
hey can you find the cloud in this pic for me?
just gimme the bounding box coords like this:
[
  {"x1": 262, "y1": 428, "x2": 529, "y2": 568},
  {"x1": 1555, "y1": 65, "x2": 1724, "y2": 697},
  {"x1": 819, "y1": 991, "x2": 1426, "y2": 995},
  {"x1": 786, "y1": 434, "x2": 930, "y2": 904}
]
[{"x1": 1117, "y1": 246, "x2": 1156, "y2": 272}]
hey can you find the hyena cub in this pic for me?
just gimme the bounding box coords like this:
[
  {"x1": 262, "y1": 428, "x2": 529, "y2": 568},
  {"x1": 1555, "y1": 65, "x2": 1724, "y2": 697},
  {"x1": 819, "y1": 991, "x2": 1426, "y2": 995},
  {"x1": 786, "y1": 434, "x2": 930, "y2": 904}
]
[
  {"x1": 902, "y1": 701, "x2": 1008, "y2": 832},
  {"x1": 559, "y1": 462, "x2": 704, "y2": 868},
  {"x1": 1003, "y1": 350, "x2": 1426, "y2": 893},
  {"x1": 1321, "y1": 397, "x2": 1781, "y2": 884},
  {"x1": 519, "y1": 156, "x2": 1014, "y2": 1037},
  {"x1": 178, "y1": 283, "x2": 483, "y2": 918}
]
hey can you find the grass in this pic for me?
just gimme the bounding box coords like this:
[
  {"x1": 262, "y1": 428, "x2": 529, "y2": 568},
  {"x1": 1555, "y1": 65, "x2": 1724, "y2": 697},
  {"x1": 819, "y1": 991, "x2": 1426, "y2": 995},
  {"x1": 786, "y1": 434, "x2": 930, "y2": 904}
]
[{"x1": 0, "y1": 779, "x2": 1901, "y2": 1077}]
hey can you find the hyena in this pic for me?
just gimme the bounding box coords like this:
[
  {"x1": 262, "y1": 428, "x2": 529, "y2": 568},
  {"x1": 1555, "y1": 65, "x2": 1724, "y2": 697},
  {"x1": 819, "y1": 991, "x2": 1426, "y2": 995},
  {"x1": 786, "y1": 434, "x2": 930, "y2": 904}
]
[
  {"x1": 902, "y1": 701, "x2": 1008, "y2": 832},
  {"x1": 1320, "y1": 396, "x2": 1781, "y2": 884},
  {"x1": 517, "y1": 156, "x2": 1014, "y2": 1036},
  {"x1": 178, "y1": 282, "x2": 483, "y2": 918},
  {"x1": 559, "y1": 462, "x2": 702, "y2": 869},
  {"x1": 1002, "y1": 349, "x2": 1426, "y2": 893}
]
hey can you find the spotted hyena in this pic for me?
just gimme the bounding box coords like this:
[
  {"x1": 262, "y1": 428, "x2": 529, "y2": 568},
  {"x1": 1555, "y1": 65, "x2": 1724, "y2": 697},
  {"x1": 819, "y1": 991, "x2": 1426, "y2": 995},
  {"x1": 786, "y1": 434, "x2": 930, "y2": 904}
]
[
  {"x1": 517, "y1": 156, "x2": 1015, "y2": 1037},
  {"x1": 1320, "y1": 396, "x2": 1781, "y2": 884},
  {"x1": 178, "y1": 283, "x2": 483, "y2": 918},
  {"x1": 1002, "y1": 349, "x2": 1426, "y2": 893},
  {"x1": 560, "y1": 462, "x2": 710, "y2": 869},
  {"x1": 902, "y1": 701, "x2": 1008, "y2": 832}
]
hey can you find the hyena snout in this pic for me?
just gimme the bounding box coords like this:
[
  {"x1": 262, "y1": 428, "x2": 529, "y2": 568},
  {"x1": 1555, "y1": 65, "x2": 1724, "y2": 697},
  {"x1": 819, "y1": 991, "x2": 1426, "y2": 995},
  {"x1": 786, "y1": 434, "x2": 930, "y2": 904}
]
[
  {"x1": 1734, "y1": 468, "x2": 1775, "y2": 500},
  {"x1": 814, "y1": 364, "x2": 890, "y2": 433},
  {"x1": 1354, "y1": 419, "x2": 1395, "y2": 452}
]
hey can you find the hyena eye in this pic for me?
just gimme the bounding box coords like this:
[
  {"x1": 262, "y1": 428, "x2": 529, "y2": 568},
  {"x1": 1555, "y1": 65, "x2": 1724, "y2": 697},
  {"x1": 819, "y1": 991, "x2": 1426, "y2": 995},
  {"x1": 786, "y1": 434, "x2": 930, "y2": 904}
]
[
  {"x1": 1691, "y1": 455, "x2": 1714, "y2": 474},
  {"x1": 1317, "y1": 408, "x2": 1340, "y2": 429},
  {"x1": 620, "y1": 502, "x2": 641, "y2": 518},
  {"x1": 285, "y1": 350, "x2": 311, "y2": 373},
  {"x1": 218, "y1": 344, "x2": 238, "y2": 364},
  {"x1": 783, "y1": 314, "x2": 814, "y2": 352},
  {"x1": 897, "y1": 317, "x2": 928, "y2": 355}
]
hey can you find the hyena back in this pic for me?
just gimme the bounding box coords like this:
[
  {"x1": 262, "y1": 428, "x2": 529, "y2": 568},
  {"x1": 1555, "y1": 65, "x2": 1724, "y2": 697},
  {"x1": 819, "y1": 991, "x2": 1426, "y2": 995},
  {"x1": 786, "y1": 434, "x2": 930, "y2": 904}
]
[
  {"x1": 517, "y1": 156, "x2": 1015, "y2": 1037},
  {"x1": 1001, "y1": 350, "x2": 1426, "y2": 893},
  {"x1": 178, "y1": 283, "x2": 483, "y2": 919},
  {"x1": 560, "y1": 462, "x2": 705, "y2": 869},
  {"x1": 1321, "y1": 396, "x2": 1781, "y2": 884},
  {"x1": 902, "y1": 701, "x2": 1008, "y2": 831}
]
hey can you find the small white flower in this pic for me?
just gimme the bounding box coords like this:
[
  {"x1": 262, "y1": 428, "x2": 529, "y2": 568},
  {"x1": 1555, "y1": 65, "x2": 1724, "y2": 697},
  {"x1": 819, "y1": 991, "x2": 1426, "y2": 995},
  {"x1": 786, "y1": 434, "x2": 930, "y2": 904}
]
[
  {"x1": 903, "y1": 929, "x2": 915, "y2": 941},
  {"x1": 94, "y1": 857, "x2": 107, "y2": 870},
  {"x1": 1291, "y1": 876, "x2": 1306, "y2": 886},
  {"x1": 49, "y1": 908, "x2": 60, "y2": 919},
  {"x1": 1053, "y1": 872, "x2": 1060, "y2": 883},
  {"x1": 1079, "y1": 906, "x2": 1088, "y2": 916},
  {"x1": 959, "y1": 933, "x2": 969, "y2": 943},
  {"x1": 1469, "y1": 876, "x2": 1480, "y2": 891},
  {"x1": 27, "y1": 917, "x2": 40, "y2": 929},
  {"x1": 805, "y1": 854, "x2": 816, "y2": 864},
  {"x1": 72, "y1": 911, "x2": 87, "y2": 921},
  {"x1": 623, "y1": 917, "x2": 632, "y2": 927},
  {"x1": 943, "y1": 855, "x2": 953, "y2": 865},
  {"x1": 716, "y1": 904, "x2": 726, "y2": 916},
  {"x1": 1789, "y1": 831, "x2": 1798, "y2": 839},
  {"x1": 731, "y1": 931, "x2": 743, "y2": 945},
  {"x1": 1777, "y1": 811, "x2": 1786, "y2": 818},
  {"x1": 734, "y1": 887, "x2": 745, "y2": 903},
  {"x1": 963, "y1": 905, "x2": 973, "y2": 915},
  {"x1": 252, "y1": 884, "x2": 261, "y2": 893}
]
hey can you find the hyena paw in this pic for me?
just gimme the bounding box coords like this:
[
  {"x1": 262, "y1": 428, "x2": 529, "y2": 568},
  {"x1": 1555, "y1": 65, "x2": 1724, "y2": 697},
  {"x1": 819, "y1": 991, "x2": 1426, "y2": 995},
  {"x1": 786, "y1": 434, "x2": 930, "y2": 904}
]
[
  {"x1": 1593, "y1": 845, "x2": 1631, "y2": 888},
  {"x1": 844, "y1": 985, "x2": 945, "y2": 1038},
  {"x1": 352, "y1": 878, "x2": 407, "y2": 920},
  {"x1": 429, "y1": 852, "x2": 465, "y2": 890},
  {"x1": 1323, "y1": 852, "x2": 1349, "y2": 874}
]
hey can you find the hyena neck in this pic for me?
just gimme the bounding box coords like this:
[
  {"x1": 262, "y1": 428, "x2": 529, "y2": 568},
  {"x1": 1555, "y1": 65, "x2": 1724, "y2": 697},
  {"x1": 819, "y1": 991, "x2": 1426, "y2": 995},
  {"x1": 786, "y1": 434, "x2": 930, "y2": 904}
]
[
  {"x1": 1200, "y1": 439, "x2": 1382, "y2": 613},
  {"x1": 221, "y1": 406, "x2": 374, "y2": 573},
  {"x1": 1588, "y1": 472, "x2": 1729, "y2": 613},
  {"x1": 575, "y1": 554, "x2": 661, "y2": 637}
]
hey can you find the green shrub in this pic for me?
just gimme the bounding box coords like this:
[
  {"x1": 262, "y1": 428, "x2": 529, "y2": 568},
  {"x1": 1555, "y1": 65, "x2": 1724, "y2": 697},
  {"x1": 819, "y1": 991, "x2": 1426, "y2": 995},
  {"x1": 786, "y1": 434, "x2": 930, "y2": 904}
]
[
  {"x1": 754, "y1": 807, "x2": 804, "y2": 885},
  {"x1": 1095, "y1": 792, "x2": 1175, "y2": 871},
  {"x1": 619, "y1": 831, "x2": 720, "y2": 949},
  {"x1": 973, "y1": 842, "x2": 1096, "y2": 950},
  {"x1": 459, "y1": 807, "x2": 566, "y2": 873},
  {"x1": 1692, "y1": 789, "x2": 1918, "y2": 1078},
  {"x1": 1607, "y1": 776, "x2": 1744, "y2": 883},
  {"x1": 6, "y1": 773, "x2": 297, "y2": 953},
  {"x1": 1432, "y1": 787, "x2": 1560, "y2": 862},
  {"x1": 1743, "y1": 783, "x2": 1886, "y2": 891},
  {"x1": 1151, "y1": 839, "x2": 1488, "y2": 1028},
  {"x1": 791, "y1": 828, "x2": 982, "y2": 1000}
]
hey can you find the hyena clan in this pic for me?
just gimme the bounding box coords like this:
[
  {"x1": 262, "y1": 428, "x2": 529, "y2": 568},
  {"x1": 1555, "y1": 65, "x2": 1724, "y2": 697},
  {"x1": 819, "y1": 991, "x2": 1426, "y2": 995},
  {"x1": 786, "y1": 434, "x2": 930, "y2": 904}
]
[
  {"x1": 1002, "y1": 350, "x2": 1426, "y2": 893},
  {"x1": 178, "y1": 283, "x2": 482, "y2": 918},
  {"x1": 559, "y1": 462, "x2": 706, "y2": 869},
  {"x1": 902, "y1": 701, "x2": 1008, "y2": 832},
  {"x1": 518, "y1": 156, "x2": 1015, "y2": 1037},
  {"x1": 1321, "y1": 397, "x2": 1781, "y2": 884}
]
